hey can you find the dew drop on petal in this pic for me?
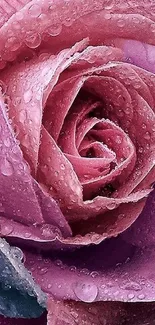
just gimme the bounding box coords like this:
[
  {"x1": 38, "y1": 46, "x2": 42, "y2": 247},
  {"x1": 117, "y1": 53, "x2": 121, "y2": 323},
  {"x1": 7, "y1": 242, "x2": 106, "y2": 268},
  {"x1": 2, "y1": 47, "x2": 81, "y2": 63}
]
[
  {"x1": 39, "y1": 267, "x2": 48, "y2": 275},
  {"x1": 63, "y1": 17, "x2": 74, "y2": 27},
  {"x1": 48, "y1": 24, "x2": 62, "y2": 36},
  {"x1": 137, "y1": 293, "x2": 145, "y2": 300},
  {"x1": 128, "y1": 293, "x2": 135, "y2": 300},
  {"x1": 5, "y1": 37, "x2": 21, "y2": 51},
  {"x1": 2, "y1": 225, "x2": 13, "y2": 235},
  {"x1": 11, "y1": 247, "x2": 23, "y2": 260},
  {"x1": 24, "y1": 232, "x2": 32, "y2": 238},
  {"x1": 120, "y1": 281, "x2": 142, "y2": 291},
  {"x1": 144, "y1": 132, "x2": 151, "y2": 140},
  {"x1": 106, "y1": 202, "x2": 116, "y2": 210},
  {"x1": 90, "y1": 271, "x2": 99, "y2": 278},
  {"x1": 0, "y1": 158, "x2": 13, "y2": 176},
  {"x1": 4, "y1": 138, "x2": 11, "y2": 148},
  {"x1": 117, "y1": 19, "x2": 125, "y2": 27},
  {"x1": 24, "y1": 89, "x2": 33, "y2": 103},
  {"x1": 73, "y1": 282, "x2": 98, "y2": 302},
  {"x1": 25, "y1": 33, "x2": 41, "y2": 49}
]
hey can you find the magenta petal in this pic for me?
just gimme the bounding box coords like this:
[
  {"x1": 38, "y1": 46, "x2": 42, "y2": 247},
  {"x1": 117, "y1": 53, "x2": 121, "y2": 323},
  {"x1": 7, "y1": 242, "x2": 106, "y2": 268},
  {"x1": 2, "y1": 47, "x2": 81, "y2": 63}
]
[
  {"x1": 24, "y1": 237, "x2": 155, "y2": 303},
  {"x1": 47, "y1": 299, "x2": 155, "y2": 325},
  {"x1": 47, "y1": 299, "x2": 121, "y2": 325},
  {"x1": 123, "y1": 40, "x2": 155, "y2": 74},
  {"x1": 33, "y1": 181, "x2": 72, "y2": 237}
]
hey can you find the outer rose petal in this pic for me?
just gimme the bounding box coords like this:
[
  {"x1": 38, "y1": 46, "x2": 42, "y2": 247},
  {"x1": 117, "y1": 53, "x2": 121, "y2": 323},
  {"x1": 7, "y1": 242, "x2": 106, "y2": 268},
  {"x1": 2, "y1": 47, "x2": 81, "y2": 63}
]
[
  {"x1": 122, "y1": 187, "x2": 155, "y2": 247},
  {"x1": 47, "y1": 299, "x2": 122, "y2": 325},
  {"x1": 0, "y1": 0, "x2": 155, "y2": 68},
  {"x1": 24, "y1": 237, "x2": 155, "y2": 303},
  {"x1": 47, "y1": 299, "x2": 155, "y2": 325}
]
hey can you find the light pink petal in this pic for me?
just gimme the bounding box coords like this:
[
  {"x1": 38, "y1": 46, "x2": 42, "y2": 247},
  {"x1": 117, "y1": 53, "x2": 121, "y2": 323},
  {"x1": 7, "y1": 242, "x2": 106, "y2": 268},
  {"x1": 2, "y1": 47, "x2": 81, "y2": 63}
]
[
  {"x1": 61, "y1": 45, "x2": 123, "y2": 81},
  {"x1": 43, "y1": 76, "x2": 85, "y2": 142},
  {"x1": 1, "y1": 39, "x2": 88, "y2": 174},
  {"x1": 0, "y1": 0, "x2": 154, "y2": 69},
  {"x1": 0, "y1": 90, "x2": 45, "y2": 225},
  {"x1": 37, "y1": 127, "x2": 83, "y2": 211},
  {"x1": 82, "y1": 67, "x2": 155, "y2": 195}
]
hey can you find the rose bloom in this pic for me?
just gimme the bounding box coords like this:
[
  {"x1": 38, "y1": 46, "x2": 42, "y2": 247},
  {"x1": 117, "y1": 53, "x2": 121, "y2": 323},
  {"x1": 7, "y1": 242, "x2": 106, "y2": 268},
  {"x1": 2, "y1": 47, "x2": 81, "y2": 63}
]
[{"x1": 0, "y1": 0, "x2": 155, "y2": 324}]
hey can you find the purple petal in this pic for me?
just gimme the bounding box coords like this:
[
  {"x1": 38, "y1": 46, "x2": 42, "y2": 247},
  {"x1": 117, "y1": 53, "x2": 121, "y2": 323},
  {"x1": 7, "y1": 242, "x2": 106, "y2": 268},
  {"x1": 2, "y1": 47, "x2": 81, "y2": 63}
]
[
  {"x1": 24, "y1": 235, "x2": 155, "y2": 303},
  {"x1": 121, "y1": 188, "x2": 155, "y2": 247}
]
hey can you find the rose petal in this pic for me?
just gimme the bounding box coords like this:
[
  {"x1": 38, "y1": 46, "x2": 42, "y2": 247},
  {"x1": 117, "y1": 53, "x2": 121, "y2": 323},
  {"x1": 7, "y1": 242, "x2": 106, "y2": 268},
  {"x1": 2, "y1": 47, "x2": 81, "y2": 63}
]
[
  {"x1": 0, "y1": 90, "x2": 44, "y2": 225},
  {"x1": 116, "y1": 39, "x2": 155, "y2": 74},
  {"x1": 0, "y1": 0, "x2": 154, "y2": 67},
  {"x1": 1, "y1": 39, "x2": 88, "y2": 174},
  {"x1": 122, "y1": 188, "x2": 155, "y2": 247},
  {"x1": 47, "y1": 299, "x2": 155, "y2": 325},
  {"x1": 43, "y1": 77, "x2": 85, "y2": 142},
  {"x1": 37, "y1": 126, "x2": 83, "y2": 210},
  {"x1": 24, "y1": 237, "x2": 155, "y2": 303},
  {"x1": 47, "y1": 299, "x2": 121, "y2": 325}
]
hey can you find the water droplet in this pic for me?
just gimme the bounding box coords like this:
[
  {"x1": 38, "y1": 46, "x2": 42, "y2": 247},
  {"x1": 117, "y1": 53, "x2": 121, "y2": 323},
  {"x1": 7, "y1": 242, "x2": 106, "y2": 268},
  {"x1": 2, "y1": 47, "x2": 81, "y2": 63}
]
[
  {"x1": 4, "y1": 138, "x2": 11, "y2": 147},
  {"x1": 79, "y1": 268, "x2": 90, "y2": 276},
  {"x1": 117, "y1": 19, "x2": 125, "y2": 27},
  {"x1": 70, "y1": 266, "x2": 77, "y2": 272},
  {"x1": 25, "y1": 33, "x2": 41, "y2": 49},
  {"x1": 104, "y1": 13, "x2": 112, "y2": 20},
  {"x1": 60, "y1": 163, "x2": 65, "y2": 170},
  {"x1": 24, "y1": 232, "x2": 31, "y2": 238},
  {"x1": 48, "y1": 24, "x2": 62, "y2": 36},
  {"x1": 40, "y1": 224, "x2": 61, "y2": 238},
  {"x1": 142, "y1": 123, "x2": 146, "y2": 129},
  {"x1": 144, "y1": 132, "x2": 150, "y2": 140},
  {"x1": 138, "y1": 146, "x2": 144, "y2": 153},
  {"x1": 13, "y1": 97, "x2": 21, "y2": 107},
  {"x1": 138, "y1": 293, "x2": 145, "y2": 300},
  {"x1": 55, "y1": 259, "x2": 63, "y2": 267},
  {"x1": 90, "y1": 271, "x2": 99, "y2": 278},
  {"x1": 11, "y1": 247, "x2": 23, "y2": 260},
  {"x1": 128, "y1": 293, "x2": 135, "y2": 300},
  {"x1": 2, "y1": 225, "x2": 13, "y2": 235},
  {"x1": 47, "y1": 283, "x2": 52, "y2": 289},
  {"x1": 29, "y1": 4, "x2": 42, "y2": 17},
  {"x1": 115, "y1": 135, "x2": 122, "y2": 144},
  {"x1": 73, "y1": 282, "x2": 98, "y2": 302},
  {"x1": 39, "y1": 267, "x2": 48, "y2": 275},
  {"x1": 5, "y1": 37, "x2": 21, "y2": 51},
  {"x1": 24, "y1": 90, "x2": 32, "y2": 103},
  {"x1": 106, "y1": 202, "x2": 116, "y2": 210},
  {"x1": 63, "y1": 17, "x2": 74, "y2": 27},
  {"x1": 120, "y1": 281, "x2": 142, "y2": 291},
  {"x1": 0, "y1": 158, "x2": 13, "y2": 176}
]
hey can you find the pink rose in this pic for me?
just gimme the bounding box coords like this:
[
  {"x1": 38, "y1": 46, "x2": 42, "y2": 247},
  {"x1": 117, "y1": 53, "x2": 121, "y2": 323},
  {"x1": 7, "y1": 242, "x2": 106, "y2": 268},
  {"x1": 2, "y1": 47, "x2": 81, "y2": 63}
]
[{"x1": 0, "y1": 0, "x2": 155, "y2": 324}]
